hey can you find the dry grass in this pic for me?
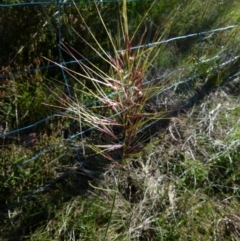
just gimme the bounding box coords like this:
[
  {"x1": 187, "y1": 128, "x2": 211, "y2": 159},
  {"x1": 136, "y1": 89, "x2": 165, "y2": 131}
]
[{"x1": 87, "y1": 85, "x2": 240, "y2": 240}]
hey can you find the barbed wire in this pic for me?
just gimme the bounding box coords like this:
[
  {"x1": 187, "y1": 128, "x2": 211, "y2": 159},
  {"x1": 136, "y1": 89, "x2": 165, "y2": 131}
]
[
  {"x1": 0, "y1": 0, "x2": 152, "y2": 7},
  {"x1": 0, "y1": 25, "x2": 236, "y2": 81}
]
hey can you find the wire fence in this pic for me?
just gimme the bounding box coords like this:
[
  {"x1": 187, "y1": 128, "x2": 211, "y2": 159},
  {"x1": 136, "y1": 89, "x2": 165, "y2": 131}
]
[{"x1": 0, "y1": 0, "x2": 239, "y2": 213}]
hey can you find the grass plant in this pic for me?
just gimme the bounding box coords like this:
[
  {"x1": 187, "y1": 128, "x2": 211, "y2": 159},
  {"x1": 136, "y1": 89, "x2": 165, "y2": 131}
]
[
  {"x1": 50, "y1": 0, "x2": 171, "y2": 164},
  {"x1": 47, "y1": 1, "x2": 173, "y2": 237}
]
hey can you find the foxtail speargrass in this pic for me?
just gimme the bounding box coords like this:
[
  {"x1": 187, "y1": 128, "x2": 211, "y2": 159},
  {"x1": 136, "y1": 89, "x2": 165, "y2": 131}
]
[
  {"x1": 49, "y1": 0, "x2": 172, "y2": 166},
  {"x1": 47, "y1": 0, "x2": 173, "y2": 237}
]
